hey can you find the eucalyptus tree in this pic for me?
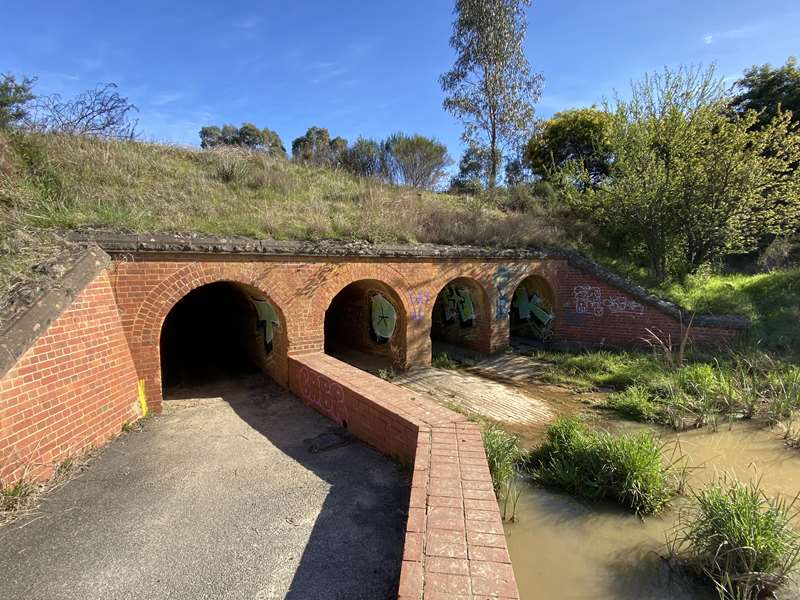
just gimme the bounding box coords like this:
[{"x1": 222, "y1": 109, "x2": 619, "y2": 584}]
[{"x1": 440, "y1": 0, "x2": 543, "y2": 189}]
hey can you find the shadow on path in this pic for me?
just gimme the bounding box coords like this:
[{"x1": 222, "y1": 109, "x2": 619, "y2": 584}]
[{"x1": 0, "y1": 374, "x2": 408, "y2": 600}]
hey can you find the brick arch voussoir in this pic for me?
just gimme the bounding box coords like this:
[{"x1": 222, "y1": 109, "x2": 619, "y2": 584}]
[
  {"x1": 310, "y1": 263, "x2": 415, "y2": 323},
  {"x1": 131, "y1": 262, "x2": 291, "y2": 349}
]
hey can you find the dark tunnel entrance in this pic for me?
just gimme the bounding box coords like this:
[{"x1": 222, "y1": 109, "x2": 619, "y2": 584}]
[
  {"x1": 510, "y1": 275, "x2": 556, "y2": 345},
  {"x1": 323, "y1": 279, "x2": 406, "y2": 374},
  {"x1": 430, "y1": 278, "x2": 488, "y2": 356},
  {"x1": 160, "y1": 282, "x2": 280, "y2": 398}
]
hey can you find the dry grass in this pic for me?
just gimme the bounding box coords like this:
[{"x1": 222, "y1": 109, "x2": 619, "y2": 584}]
[
  {"x1": 0, "y1": 130, "x2": 578, "y2": 318},
  {"x1": 0, "y1": 450, "x2": 95, "y2": 527}
]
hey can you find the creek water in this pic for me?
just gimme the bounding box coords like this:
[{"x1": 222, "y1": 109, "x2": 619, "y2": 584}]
[{"x1": 505, "y1": 421, "x2": 800, "y2": 600}]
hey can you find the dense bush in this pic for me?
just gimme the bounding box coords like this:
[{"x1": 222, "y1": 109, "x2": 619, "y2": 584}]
[{"x1": 526, "y1": 417, "x2": 676, "y2": 515}]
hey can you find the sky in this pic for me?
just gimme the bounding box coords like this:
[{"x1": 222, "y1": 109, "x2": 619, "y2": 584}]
[{"x1": 2, "y1": 0, "x2": 798, "y2": 161}]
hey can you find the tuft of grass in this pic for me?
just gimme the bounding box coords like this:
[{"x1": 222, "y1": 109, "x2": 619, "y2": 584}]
[
  {"x1": 526, "y1": 417, "x2": 678, "y2": 515},
  {"x1": 530, "y1": 348, "x2": 665, "y2": 390},
  {"x1": 668, "y1": 475, "x2": 800, "y2": 600},
  {"x1": 482, "y1": 426, "x2": 524, "y2": 521},
  {"x1": 607, "y1": 385, "x2": 661, "y2": 422},
  {"x1": 431, "y1": 353, "x2": 460, "y2": 369},
  {"x1": 376, "y1": 367, "x2": 395, "y2": 381},
  {"x1": 0, "y1": 479, "x2": 37, "y2": 517}
]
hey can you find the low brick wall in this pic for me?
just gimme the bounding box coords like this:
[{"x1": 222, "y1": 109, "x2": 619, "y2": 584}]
[{"x1": 289, "y1": 353, "x2": 520, "y2": 599}]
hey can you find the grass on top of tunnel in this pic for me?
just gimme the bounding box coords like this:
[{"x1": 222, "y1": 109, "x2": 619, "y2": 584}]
[
  {"x1": 0, "y1": 130, "x2": 574, "y2": 321},
  {"x1": 525, "y1": 417, "x2": 681, "y2": 515}
]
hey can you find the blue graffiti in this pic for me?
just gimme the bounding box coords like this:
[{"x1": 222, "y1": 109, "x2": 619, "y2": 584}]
[{"x1": 493, "y1": 266, "x2": 512, "y2": 320}]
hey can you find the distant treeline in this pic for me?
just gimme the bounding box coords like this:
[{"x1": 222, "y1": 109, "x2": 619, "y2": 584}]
[{"x1": 199, "y1": 123, "x2": 452, "y2": 190}]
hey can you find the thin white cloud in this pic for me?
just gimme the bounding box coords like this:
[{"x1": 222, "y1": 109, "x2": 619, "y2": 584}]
[
  {"x1": 76, "y1": 57, "x2": 103, "y2": 71},
  {"x1": 703, "y1": 23, "x2": 765, "y2": 45},
  {"x1": 232, "y1": 16, "x2": 261, "y2": 30},
  {"x1": 151, "y1": 91, "x2": 185, "y2": 106}
]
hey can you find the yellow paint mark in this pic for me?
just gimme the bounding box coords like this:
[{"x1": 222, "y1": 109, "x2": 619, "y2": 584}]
[{"x1": 137, "y1": 379, "x2": 149, "y2": 417}]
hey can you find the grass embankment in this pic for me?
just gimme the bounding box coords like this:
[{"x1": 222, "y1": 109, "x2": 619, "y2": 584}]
[
  {"x1": 527, "y1": 267, "x2": 800, "y2": 431},
  {"x1": 0, "y1": 130, "x2": 572, "y2": 321},
  {"x1": 534, "y1": 347, "x2": 800, "y2": 431}
]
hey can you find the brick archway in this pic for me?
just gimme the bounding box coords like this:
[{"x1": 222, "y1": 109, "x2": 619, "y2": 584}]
[{"x1": 129, "y1": 262, "x2": 292, "y2": 410}]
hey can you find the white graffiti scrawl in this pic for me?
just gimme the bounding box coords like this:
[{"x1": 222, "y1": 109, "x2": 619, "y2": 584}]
[{"x1": 573, "y1": 286, "x2": 645, "y2": 317}]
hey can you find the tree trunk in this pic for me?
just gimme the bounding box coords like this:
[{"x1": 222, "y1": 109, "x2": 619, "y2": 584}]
[{"x1": 488, "y1": 126, "x2": 497, "y2": 190}]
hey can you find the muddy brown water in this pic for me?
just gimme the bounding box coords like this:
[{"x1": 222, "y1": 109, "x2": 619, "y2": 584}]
[{"x1": 506, "y1": 421, "x2": 800, "y2": 600}]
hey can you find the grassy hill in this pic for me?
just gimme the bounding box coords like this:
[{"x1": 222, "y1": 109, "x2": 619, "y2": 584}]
[{"x1": 0, "y1": 130, "x2": 572, "y2": 323}]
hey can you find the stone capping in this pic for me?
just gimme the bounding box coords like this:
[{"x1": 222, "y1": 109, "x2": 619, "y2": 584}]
[
  {"x1": 0, "y1": 246, "x2": 111, "y2": 379},
  {"x1": 64, "y1": 230, "x2": 748, "y2": 330}
]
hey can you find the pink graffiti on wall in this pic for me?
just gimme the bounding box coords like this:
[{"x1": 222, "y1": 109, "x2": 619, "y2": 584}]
[{"x1": 297, "y1": 365, "x2": 348, "y2": 426}]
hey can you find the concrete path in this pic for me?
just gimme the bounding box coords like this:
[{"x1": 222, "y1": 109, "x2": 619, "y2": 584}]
[
  {"x1": 0, "y1": 375, "x2": 407, "y2": 600},
  {"x1": 394, "y1": 367, "x2": 555, "y2": 425}
]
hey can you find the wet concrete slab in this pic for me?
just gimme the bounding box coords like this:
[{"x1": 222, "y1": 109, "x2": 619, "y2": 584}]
[{"x1": 0, "y1": 375, "x2": 408, "y2": 600}]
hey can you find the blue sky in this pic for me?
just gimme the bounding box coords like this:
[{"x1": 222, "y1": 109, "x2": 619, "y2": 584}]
[{"x1": 2, "y1": 0, "x2": 798, "y2": 160}]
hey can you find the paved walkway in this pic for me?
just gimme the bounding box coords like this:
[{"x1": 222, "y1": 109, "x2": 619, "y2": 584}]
[
  {"x1": 0, "y1": 375, "x2": 407, "y2": 600},
  {"x1": 394, "y1": 367, "x2": 555, "y2": 426}
]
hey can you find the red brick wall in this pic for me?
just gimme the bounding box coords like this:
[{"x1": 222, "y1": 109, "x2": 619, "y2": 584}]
[
  {"x1": 104, "y1": 255, "x2": 740, "y2": 410},
  {"x1": 0, "y1": 270, "x2": 140, "y2": 485},
  {"x1": 1, "y1": 253, "x2": 740, "y2": 484}
]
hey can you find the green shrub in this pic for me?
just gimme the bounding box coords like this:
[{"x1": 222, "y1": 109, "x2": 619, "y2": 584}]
[
  {"x1": 669, "y1": 476, "x2": 800, "y2": 599},
  {"x1": 526, "y1": 417, "x2": 675, "y2": 515},
  {"x1": 677, "y1": 363, "x2": 719, "y2": 395},
  {"x1": 607, "y1": 385, "x2": 661, "y2": 422}
]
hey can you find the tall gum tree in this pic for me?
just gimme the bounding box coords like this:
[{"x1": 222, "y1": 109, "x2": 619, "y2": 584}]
[{"x1": 440, "y1": 0, "x2": 543, "y2": 190}]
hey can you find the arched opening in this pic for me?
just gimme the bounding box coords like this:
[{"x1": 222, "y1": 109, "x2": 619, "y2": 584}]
[
  {"x1": 430, "y1": 277, "x2": 490, "y2": 357},
  {"x1": 160, "y1": 281, "x2": 283, "y2": 398},
  {"x1": 510, "y1": 275, "x2": 556, "y2": 346},
  {"x1": 324, "y1": 279, "x2": 406, "y2": 373}
]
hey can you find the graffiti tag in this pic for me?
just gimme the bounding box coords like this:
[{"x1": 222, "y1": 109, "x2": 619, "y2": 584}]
[
  {"x1": 297, "y1": 366, "x2": 348, "y2": 426},
  {"x1": 573, "y1": 286, "x2": 645, "y2": 317}
]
